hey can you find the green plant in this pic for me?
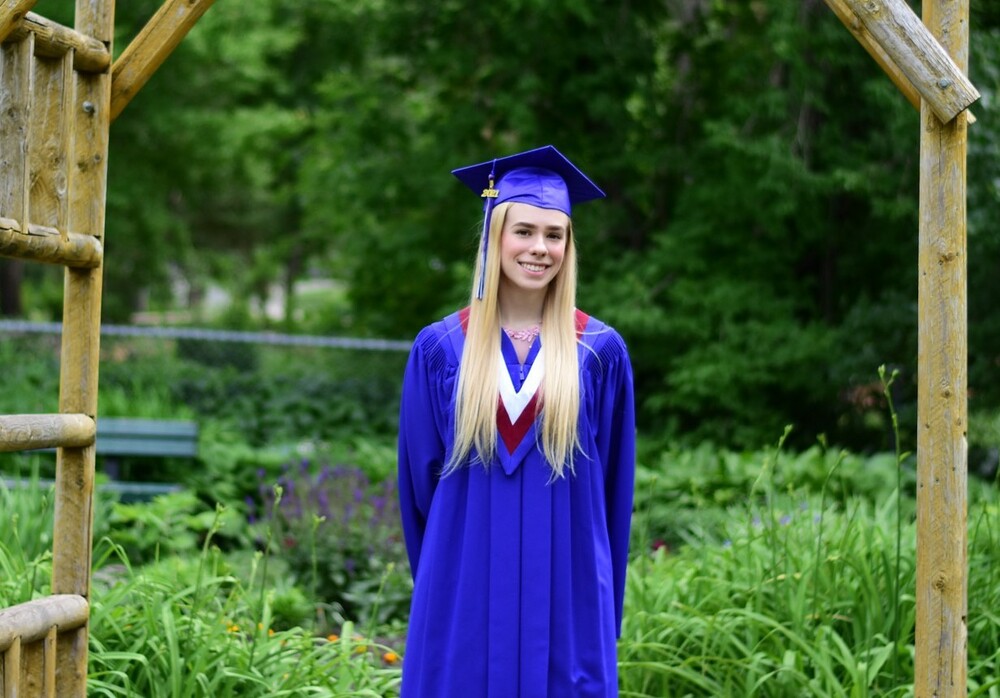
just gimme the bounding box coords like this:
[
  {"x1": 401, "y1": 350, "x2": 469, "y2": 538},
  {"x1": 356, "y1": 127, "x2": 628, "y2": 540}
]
[
  {"x1": 105, "y1": 490, "x2": 247, "y2": 566},
  {"x1": 0, "y1": 462, "x2": 116, "y2": 601},
  {"x1": 631, "y1": 439, "x2": 915, "y2": 553},
  {"x1": 621, "y1": 489, "x2": 916, "y2": 697},
  {"x1": 250, "y1": 461, "x2": 412, "y2": 628},
  {"x1": 86, "y1": 540, "x2": 403, "y2": 696}
]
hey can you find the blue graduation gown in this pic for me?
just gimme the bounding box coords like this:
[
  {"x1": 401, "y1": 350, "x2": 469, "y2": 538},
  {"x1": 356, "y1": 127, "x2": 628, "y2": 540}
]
[{"x1": 397, "y1": 308, "x2": 636, "y2": 698}]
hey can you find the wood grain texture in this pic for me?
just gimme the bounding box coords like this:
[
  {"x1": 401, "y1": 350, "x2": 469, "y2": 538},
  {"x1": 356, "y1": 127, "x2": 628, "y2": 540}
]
[
  {"x1": 0, "y1": 597, "x2": 89, "y2": 652},
  {"x1": 2, "y1": 636, "x2": 21, "y2": 698},
  {"x1": 0, "y1": 37, "x2": 31, "y2": 227},
  {"x1": 5, "y1": 12, "x2": 110, "y2": 73},
  {"x1": 42, "y1": 626, "x2": 56, "y2": 698},
  {"x1": 916, "y1": 0, "x2": 969, "y2": 695},
  {"x1": 843, "y1": 0, "x2": 978, "y2": 122},
  {"x1": 0, "y1": 0, "x2": 38, "y2": 44},
  {"x1": 1, "y1": 4, "x2": 112, "y2": 697},
  {"x1": 0, "y1": 218, "x2": 103, "y2": 267},
  {"x1": 0, "y1": 413, "x2": 96, "y2": 451},
  {"x1": 27, "y1": 51, "x2": 71, "y2": 233}
]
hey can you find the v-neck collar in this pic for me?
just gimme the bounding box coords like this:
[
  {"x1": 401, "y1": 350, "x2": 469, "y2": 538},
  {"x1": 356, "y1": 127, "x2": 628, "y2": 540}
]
[
  {"x1": 445, "y1": 307, "x2": 594, "y2": 476},
  {"x1": 495, "y1": 330, "x2": 544, "y2": 472},
  {"x1": 499, "y1": 330, "x2": 542, "y2": 390}
]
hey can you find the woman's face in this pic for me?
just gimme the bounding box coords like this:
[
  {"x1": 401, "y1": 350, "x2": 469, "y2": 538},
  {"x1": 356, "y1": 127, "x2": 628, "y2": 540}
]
[{"x1": 498, "y1": 202, "x2": 569, "y2": 298}]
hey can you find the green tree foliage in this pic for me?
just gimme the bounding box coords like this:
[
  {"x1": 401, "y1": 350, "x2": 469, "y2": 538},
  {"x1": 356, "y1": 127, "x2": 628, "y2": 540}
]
[{"x1": 49, "y1": 0, "x2": 1000, "y2": 449}]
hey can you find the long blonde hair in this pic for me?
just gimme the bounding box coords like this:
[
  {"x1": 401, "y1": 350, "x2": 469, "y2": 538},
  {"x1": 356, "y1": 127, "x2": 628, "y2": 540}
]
[{"x1": 446, "y1": 202, "x2": 582, "y2": 478}]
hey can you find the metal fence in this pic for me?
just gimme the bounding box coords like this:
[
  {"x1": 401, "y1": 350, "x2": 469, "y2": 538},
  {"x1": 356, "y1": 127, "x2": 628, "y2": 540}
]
[{"x1": 0, "y1": 320, "x2": 412, "y2": 352}]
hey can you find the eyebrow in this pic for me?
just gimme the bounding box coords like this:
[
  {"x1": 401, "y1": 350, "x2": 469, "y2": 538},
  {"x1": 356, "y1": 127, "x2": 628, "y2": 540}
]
[{"x1": 509, "y1": 220, "x2": 568, "y2": 232}]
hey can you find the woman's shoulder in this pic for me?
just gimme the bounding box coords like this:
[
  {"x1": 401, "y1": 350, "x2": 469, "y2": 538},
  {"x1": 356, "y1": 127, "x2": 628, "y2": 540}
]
[
  {"x1": 409, "y1": 309, "x2": 467, "y2": 370},
  {"x1": 576, "y1": 309, "x2": 629, "y2": 358}
]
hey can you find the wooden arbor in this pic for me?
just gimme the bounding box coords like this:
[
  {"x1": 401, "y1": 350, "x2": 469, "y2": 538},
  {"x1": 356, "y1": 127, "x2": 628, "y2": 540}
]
[
  {"x1": 823, "y1": 0, "x2": 978, "y2": 696},
  {"x1": 0, "y1": 1, "x2": 212, "y2": 695}
]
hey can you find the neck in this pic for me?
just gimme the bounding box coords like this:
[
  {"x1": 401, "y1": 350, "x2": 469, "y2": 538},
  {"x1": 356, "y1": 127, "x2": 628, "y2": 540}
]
[{"x1": 498, "y1": 284, "x2": 545, "y2": 328}]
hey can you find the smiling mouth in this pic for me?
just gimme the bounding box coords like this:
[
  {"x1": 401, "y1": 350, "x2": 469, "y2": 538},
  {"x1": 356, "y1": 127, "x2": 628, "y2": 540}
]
[{"x1": 519, "y1": 262, "x2": 548, "y2": 272}]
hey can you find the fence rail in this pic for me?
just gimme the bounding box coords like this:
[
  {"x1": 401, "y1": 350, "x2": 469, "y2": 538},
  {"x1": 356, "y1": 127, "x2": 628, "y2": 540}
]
[{"x1": 0, "y1": 320, "x2": 412, "y2": 352}]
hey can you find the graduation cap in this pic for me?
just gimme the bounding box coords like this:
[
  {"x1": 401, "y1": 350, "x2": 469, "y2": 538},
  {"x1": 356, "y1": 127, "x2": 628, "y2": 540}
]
[{"x1": 452, "y1": 145, "x2": 605, "y2": 299}]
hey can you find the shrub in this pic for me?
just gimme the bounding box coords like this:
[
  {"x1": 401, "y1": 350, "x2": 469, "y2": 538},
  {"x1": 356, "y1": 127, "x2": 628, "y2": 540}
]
[
  {"x1": 632, "y1": 440, "x2": 915, "y2": 552},
  {"x1": 250, "y1": 461, "x2": 412, "y2": 628}
]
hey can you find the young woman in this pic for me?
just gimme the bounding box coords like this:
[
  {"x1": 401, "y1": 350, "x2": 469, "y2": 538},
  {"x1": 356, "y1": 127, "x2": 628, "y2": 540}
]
[{"x1": 397, "y1": 145, "x2": 636, "y2": 698}]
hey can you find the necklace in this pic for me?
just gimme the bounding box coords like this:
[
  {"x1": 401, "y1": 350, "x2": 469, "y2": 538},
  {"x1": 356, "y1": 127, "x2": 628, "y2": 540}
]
[{"x1": 503, "y1": 325, "x2": 541, "y2": 346}]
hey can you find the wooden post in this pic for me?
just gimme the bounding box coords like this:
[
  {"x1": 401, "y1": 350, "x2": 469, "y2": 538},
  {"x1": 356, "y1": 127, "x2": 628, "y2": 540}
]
[{"x1": 916, "y1": 0, "x2": 969, "y2": 695}]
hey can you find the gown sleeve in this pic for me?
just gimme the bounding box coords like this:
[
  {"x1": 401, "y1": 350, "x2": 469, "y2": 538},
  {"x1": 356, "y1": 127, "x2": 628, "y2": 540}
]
[
  {"x1": 397, "y1": 329, "x2": 447, "y2": 578},
  {"x1": 595, "y1": 331, "x2": 636, "y2": 637}
]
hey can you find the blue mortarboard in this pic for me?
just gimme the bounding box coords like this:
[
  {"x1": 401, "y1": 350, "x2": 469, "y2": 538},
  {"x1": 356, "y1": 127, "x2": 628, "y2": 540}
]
[{"x1": 452, "y1": 145, "x2": 605, "y2": 298}]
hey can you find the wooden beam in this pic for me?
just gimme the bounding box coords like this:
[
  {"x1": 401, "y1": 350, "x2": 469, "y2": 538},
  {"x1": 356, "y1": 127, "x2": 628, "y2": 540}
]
[
  {"x1": 916, "y1": 0, "x2": 969, "y2": 694},
  {"x1": 0, "y1": 0, "x2": 37, "y2": 44},
  {"x1": 0, "y1": 596, "x2": 89, "y2": 652},
  {"x1": 0, "y1": 218, "x2": 103, "y2": 267},
  {"x1": 842, "y1": 0, "x2": 978, "y2": 123},
  {"x1": 109, "y1": 0, "x2": 217, "y2": 122},
  {"x1": 5, "y1": 12, "x2": 111, "y2": 73},
  {"x1": 0, "y1": 414, "x2": 96, "y2": 452}
]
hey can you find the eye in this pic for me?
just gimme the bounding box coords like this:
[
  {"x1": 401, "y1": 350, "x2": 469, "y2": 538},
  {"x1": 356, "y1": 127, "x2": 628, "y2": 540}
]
[
  {"x1": 546, "y1": 231, "x2": 564, "y2": 241},
  {"x1": 514, "y1": 228, "x2": 532, "y2": 237}
]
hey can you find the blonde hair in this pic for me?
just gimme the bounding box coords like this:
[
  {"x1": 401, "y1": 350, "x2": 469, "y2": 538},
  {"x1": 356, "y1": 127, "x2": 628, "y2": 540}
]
[{"x1": 446, "y1": 202, "x2": 582, "y2": 478}]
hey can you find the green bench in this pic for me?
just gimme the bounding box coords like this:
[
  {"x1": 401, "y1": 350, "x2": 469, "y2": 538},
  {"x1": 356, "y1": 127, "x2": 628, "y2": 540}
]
[
  {"x1": 97, "y1": 417, "x2": 198, "y2": 459},
  {"x1": 3, "y1": 418, "x2": 198, "y2": 501},
  {"x1": 96, "y1": 418, "x2": 197, "y2": 500}
]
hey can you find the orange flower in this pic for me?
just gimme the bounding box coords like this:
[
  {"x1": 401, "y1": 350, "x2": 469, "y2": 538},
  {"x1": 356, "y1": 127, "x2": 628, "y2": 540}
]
[
  {"x1": 383, "y1": 651, "x2": 400, "y2": 664},
  {"x1": 327, "y1": 634, "x2": 340, "y2": 642}
]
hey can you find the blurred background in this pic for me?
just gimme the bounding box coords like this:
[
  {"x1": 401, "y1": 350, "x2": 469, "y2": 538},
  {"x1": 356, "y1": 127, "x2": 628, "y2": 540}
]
[{"x1": 3, "y1": 0, "x2": 1000, "y2": 455}]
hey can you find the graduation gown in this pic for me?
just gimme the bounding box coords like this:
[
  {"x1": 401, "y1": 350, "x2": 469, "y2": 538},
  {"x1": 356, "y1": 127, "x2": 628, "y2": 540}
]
[{"x1": 397, "y1": 308, "x2": 636, "y2": 698}]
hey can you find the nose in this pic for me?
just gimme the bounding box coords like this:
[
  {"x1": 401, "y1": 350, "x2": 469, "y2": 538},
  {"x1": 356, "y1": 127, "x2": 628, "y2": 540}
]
[{"x1": 530, "y1": 233, "x2": 547, "y2": 255}]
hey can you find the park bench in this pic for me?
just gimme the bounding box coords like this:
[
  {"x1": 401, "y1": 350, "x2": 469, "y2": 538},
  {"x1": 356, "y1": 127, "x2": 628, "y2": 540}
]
[
  {"x1": 95, "y1": 417, "x2": 198, "y2": 500},
  {"x1": 2, "y1": 417, "x2": 197, "y2": 501}
]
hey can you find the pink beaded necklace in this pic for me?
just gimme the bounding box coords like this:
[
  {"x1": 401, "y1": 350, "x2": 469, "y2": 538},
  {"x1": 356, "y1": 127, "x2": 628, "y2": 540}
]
[{"x1": 503, "y1": 325, "x2": 541, "y2": 346}]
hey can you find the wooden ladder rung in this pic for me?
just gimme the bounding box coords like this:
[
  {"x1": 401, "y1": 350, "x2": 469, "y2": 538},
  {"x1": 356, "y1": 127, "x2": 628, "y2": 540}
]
[
  {"x1": 0, "y1": 414, "x2": 96, "y2": 453},
  {"x1": 0, "y1": 596, "x2": 89, "y2": 653},
  {"x1": 1, "y1": 12, "x2": 110, "y2": 74},
  {"x1": 0, "y1": 218, "x2": 102, "y2": 269}
]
